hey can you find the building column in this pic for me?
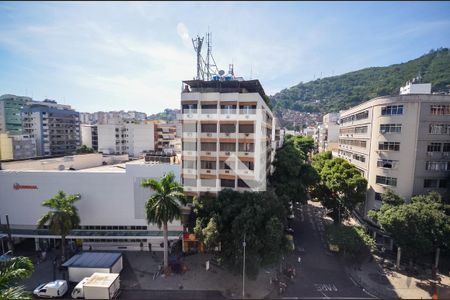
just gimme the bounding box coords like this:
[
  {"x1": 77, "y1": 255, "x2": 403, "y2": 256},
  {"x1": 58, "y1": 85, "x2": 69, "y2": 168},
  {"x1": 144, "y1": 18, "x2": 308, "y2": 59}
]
[{"x1": 35, "y1": 238, "x2": 40, "y2": 251}]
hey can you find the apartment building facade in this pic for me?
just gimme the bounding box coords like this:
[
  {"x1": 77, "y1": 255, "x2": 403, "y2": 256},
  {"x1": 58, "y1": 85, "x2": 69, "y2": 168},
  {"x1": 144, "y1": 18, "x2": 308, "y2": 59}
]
[
  {"x1": 318, "y1": 112, "x2": 340, "y2": 153},
  {"x1": 97, "y1": 123, "x2": 155, "y2": 158},
  {"x1": 338, "y1": 85, "x2": 450, "y2": 225},
  {"x1": 0, "y1": 94, "x2": 32, "y2": 135},
  {"x1": 22, "y1": 100, "x2": 80, "y2": 156},
  {"x1": 180, "y1": 79, "x2": 277, "y2": 197},
  {"x1": 80, "y1": 124, "x2": 99, "y2": 151}
]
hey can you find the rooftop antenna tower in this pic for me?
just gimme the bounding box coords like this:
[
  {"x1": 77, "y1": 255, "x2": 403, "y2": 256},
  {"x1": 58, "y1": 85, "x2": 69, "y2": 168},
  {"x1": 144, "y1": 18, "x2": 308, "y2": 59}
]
[
  {"x1": 192, "y1": 35, "x2": 204, "y2": 80},
  {"x1": 192, "y1": 31, "x2": 219, "y2": 81}
]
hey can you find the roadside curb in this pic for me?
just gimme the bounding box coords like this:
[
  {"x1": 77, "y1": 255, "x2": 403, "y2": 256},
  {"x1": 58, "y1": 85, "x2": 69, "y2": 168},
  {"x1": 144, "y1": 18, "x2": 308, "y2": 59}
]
[{"x1": 344, "y1": 265, "x2": 398, "y2": 299}]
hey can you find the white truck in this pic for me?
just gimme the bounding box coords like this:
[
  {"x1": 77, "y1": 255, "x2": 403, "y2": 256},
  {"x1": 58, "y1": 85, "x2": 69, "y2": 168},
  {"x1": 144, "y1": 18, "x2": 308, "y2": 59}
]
[{"x1": 71, "y1": 273, "x2": 120, "y2": 299}]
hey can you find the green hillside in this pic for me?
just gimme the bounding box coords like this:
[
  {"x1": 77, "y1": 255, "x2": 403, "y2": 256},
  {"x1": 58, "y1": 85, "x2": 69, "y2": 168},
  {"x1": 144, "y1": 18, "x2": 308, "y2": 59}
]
[{"x1": 270, "y1": 48, "x2": 450, "y2": 114}]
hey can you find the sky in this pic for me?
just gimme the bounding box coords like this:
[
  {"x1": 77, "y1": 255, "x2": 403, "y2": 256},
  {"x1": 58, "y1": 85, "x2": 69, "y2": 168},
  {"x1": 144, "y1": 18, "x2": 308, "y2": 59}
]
[{"x1": 0, "y1": 1, "x2": 449, "y2": 114}]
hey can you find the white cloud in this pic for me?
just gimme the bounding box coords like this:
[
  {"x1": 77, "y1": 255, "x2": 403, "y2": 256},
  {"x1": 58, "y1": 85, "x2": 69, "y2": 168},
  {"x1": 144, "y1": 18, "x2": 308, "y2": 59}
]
[{"x1": 177, "y1": 22, "x2": 191, "y2": 48}]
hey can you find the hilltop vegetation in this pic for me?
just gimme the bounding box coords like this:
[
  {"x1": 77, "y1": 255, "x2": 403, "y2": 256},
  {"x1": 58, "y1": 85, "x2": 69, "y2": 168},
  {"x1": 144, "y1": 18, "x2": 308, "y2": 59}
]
[{"x1": 271, "y1": 48, "x2": 450, "y2": 114}]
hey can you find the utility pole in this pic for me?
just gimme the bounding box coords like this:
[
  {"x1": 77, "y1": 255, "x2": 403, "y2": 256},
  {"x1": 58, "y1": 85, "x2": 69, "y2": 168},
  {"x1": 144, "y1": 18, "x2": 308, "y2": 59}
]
[
  {"x1": 5, "y1": 215, "x2": 14, "y2": 255},
  {"x1": 242, "y1": 233, "x2": 246, "y2": 299}
]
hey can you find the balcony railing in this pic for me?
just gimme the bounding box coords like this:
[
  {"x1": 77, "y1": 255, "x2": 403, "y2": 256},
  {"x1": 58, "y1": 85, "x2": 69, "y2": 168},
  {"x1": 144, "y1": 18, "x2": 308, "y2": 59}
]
[{"x1": 200, "y1": 132, "x2": 217, "y2": 139}]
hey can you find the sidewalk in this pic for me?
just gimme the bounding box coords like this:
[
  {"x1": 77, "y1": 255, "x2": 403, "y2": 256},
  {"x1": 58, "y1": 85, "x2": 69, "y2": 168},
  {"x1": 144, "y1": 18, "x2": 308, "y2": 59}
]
[
  {"x1": 346, "y1": 255, "x2": 450, "y2": 299},
  {"x1": 121, "y1": 251, "x2": 276, "y2": 299}
]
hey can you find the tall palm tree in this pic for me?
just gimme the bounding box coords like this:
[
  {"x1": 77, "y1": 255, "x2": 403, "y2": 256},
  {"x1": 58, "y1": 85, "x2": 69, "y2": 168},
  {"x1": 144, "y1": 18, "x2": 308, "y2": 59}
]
[
  {"x1": 0, "y1": 256, "x2": 34, "y2": 299},
  {"x1": 37, "y1": 191, "x2": 81, "y2": 262},
  {"x1": 141, "y1": 172, "x2": 185, "y2": 271}
]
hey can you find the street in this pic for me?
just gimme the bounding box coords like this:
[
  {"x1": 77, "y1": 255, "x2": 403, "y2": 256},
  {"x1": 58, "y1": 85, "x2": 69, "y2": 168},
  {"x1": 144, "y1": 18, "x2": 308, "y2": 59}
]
[{"x1": 280, "y1": 201, "x2": 376, "y2": 299}]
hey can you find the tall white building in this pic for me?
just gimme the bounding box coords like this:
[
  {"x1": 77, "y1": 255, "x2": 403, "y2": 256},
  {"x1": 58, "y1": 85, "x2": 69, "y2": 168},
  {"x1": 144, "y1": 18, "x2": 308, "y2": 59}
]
[
  {"x1": 180, "y1": 78, "x2": 279, "y2": 198},
  {"x1": 338, "y1": 83, "x2": 450, "y2": 235},
  {"x1": 97, "y1": 123, "x2": 155, "y2": 158},
  {"x1": 318, "y1": 113, "x2": 340, "y2": 153}
]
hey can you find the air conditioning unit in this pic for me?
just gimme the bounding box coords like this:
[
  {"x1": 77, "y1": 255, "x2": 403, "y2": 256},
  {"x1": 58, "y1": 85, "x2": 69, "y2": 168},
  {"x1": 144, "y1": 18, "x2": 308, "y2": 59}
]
[
  {"x1": 207, "y1": 133, "x2": 212, "y2": 137},
  {"x1": 380, "y1": 130, "x2": 386, "y2": 134},
  {"x1": 188, "y1": 114, "x2": 193, "y2": 118},
  {"x1": 206, "y1": 170, "x2": 211, "y2": 173},
  {"x1": 245, "y1": 133, "x2": 250, "y2": 137},
  {"x1": 206, "y1": 152, "x2": 211, "y2": 155},
  {"x1": 225, "y1": 152, "x2": 231, "y2": 155},
  {"x1": 225, "y1": 133, "x2": 230, "y2": 137},
  {"x1": 225, "y1": 170, "x2": 230, "y2": 174},
  {"x1": 245, "y1": 152, "x2": 249, "y2": 155}
]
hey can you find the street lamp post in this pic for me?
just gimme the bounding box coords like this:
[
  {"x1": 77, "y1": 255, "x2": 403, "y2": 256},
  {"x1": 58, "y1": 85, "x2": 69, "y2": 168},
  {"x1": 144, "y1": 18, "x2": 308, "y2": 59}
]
[{"x1": 242, "y1": 233, "x2": 246, "y2": 299}]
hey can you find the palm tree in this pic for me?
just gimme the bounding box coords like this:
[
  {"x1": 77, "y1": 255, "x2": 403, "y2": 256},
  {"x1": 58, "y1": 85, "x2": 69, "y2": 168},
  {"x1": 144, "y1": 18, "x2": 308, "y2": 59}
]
[
  {"x1": 37, "y1": 191, "x2": 81, "y2": 262},
  {"x1": 0, "y1": 255, "x2": 34, "y2": 299},
  {"x1": 141, "y1": 172, "x2": 185, "y2": 271}
]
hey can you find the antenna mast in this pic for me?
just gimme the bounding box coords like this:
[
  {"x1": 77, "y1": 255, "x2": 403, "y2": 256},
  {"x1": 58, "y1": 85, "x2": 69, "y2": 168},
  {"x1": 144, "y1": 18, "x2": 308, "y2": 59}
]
[{"x1": 192, "y1": 35, "x2": 204, "y2": 80}]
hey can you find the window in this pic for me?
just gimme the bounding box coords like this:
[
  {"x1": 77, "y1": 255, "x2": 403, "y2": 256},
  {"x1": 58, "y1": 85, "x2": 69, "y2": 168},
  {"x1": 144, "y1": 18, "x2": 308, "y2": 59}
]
[
  {"x1": 380, "y1": 124, "x2": 402, "y2": 133},
  {"x1": 444, "y1": 143, "x2": 450, "y2": 152},
  {"x1": 219, "y1": 161, "x2": 233, "y2": 169},
  {"x1": 378, "y1": 142, "x2": 400, "y2": 151},
  {"x1": 427, "y1": 143, "x2": 441, "y2": 152},
  {"x1": 201, "y1": 160, "x2": 216, "y2": 169},
  {"x1": 201, "y1": 142, "x2": 216, "y2": 151},
  {"x1": 429, "y1": 124, "x2": 450, "y2": 135},
  {"x1": 381, "y1": 105, "x2": 404, "y2": 116},
  {"x1": 376, "y1": 175, "x2": 397, "y2": 187},
  {"x1": 238, "y1": 143, "x2": 254, "y2": 152},
  {"x1": 201, "y1": 179, "x2": 216, "y2": 187},
  {"x1": 354, "y1": 126, "x2": 368, "y2": 134},
  {"x1": 239, "y1": 161, "x2": 254, "y2": 170},
  {"x1": 352, "y1": 153, "x2": 366, "y2": 162},
  {"x1": 426, "y1": 161, "x2": 450, "y2": 171},
  {"x1": 201, "y1": 124, "x2": 217, "y2": 133},
  {"x1": 182, "y1": 104, "x2": 197, "y2": 113},
  {"x1": 430, "y1": 105, "x2": 450, "y2": 115},
  {"x1": 239, "y1": 124, "x2": 254, "y2": 133},
  {"x1": 182, "y1": 142, "x2": 197, "y2": 151},
  {"x1": 183, "y1": 160, "x2": 196, "y2": 169},
  {"x1": 375, "y1": 192, "x2": 382, "y2": 201},
  {"x1": 183, "y1": 123, "x2": 197, "y2": 132},
  {"x1": 220, "y1": 143, "x2": 236, "y2": 151},
  {"x1": 339, "y1": 139, "x2": 367, "y2": 148},
  {"x1": 355, "y1": 110, "x2": 369, "y2": 120},
  {"x1": 220, "y1": 124, "x2": 236, "y2": 133},
  {"x1": 182, "y1": 178, "x2": 196, "y2": 187},
  {"x1": 377, "y1": 159, "x2": 398, "y2": 169},
  {"x1": 424, "y1": 179, "x2": 439, "y2": 188},
  {"x1": 221, "y1": 179, "x2": 235, "y2": 188}
]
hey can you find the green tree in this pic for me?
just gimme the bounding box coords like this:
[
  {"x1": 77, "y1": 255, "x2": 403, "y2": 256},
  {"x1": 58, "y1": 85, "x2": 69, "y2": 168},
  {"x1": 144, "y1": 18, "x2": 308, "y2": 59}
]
[
  {"x1": 0, "y1": 256, "x2": 34, "y2": 300},
  {"x1": 292, "y1": 135, "x2": 315, "y2": 157},
  {"x1": 141, "y1": 172, "x2": 185, "y2": 271},
  {"x1": 312, "y1": 158, "x2": 367, "y2": 224},
  {"x1": 370, "y1": 192, "x2": 450, "y2": 263},
  {"x1": 37, "y1": 191, "x2": 81, "y2": 262},
  {"x1": 75, "y1": 145, "x2": 95, "y2": 154},
  {"x1": 381, "y1": 189, "x2": 405, "y2": 206},
  {"x1": 193, "y1": 190, "x2": 287, "y2": 278}
]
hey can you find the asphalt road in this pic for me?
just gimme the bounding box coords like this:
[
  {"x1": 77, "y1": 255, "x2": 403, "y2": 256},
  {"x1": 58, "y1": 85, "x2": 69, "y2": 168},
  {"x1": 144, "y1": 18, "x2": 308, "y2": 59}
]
[
  {"x1": 120, "y1": 289, "x2": 225, "y2": 299},
  {"x1": 280, "y1": 201, "x2": 376, "y2": 299}
]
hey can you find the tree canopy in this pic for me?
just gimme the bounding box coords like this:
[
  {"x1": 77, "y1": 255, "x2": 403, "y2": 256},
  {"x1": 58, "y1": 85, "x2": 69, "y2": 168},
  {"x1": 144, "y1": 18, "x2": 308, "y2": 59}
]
[
  {"x1": 369, "y1": 191, "x2": 450, "y2": 260},
  {"x1": 312, "y1": 155, "x2": 367, "y2": 224},
  {"x1": 75, "y1": 145, "x2": 95, "y2": 154},
  {"x1": 0, "y1": 256, "x2": 34, "y2": 299},
  {"x1": 193, "y1": 190, "x2": 288, "y2": 278}
]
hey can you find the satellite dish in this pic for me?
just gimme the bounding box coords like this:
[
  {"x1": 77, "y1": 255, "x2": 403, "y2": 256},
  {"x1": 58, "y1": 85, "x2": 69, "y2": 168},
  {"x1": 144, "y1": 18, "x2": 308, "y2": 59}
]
[{"x1": 218, "y1": 70, "x2": 225, "y2": 76}]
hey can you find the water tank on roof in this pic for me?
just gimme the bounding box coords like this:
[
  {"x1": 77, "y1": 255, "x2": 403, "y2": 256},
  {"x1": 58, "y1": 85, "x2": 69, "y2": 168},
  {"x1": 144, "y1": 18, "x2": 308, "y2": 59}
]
[
  {"x1": 212, "y1": 74, "x2": 220, "y2": 81},
  {"x1": 224, "y1": 74, "x2": 233, "y2": 81}
]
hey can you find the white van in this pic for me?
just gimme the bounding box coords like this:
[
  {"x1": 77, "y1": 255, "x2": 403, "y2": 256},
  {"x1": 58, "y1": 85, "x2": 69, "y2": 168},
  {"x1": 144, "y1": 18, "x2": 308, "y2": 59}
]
[
  {"x1": 71, "y1": 277, "x2": 90, "y2": 299},
  {"x1": 33, "y1": 280, "x2": 68, "y2": 298}
]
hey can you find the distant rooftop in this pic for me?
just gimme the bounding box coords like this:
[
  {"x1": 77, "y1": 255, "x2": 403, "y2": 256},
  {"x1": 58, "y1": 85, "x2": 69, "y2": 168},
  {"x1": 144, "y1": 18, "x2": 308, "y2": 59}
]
[{"x1": 182, "y1": 79, "x2": 267, "y2": 99}]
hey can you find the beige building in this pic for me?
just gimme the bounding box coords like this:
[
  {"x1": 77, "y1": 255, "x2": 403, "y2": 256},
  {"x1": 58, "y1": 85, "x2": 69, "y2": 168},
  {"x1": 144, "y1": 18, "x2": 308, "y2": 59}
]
[
  {"x1": 338, "y1": 84, "x2": 450, "y2": 229},
  {"x1": 180, "y1": 79, "x2": 279, "y2": 197}
]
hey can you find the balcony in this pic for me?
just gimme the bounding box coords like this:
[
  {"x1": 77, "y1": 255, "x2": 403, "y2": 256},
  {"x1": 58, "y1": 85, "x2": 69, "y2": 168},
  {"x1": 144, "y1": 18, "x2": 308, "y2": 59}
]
[
  {"x1": 238, "y1": 133, "x2": 255, "y2": 139},
  {"x1": 219, "y1": 132, "x2": 237, "y2": 139},
  {"x1": 238, "y1": 151, "x2": 254, "y2": 158},
  {"x1": 200, "y1": 150, "x2": 217, "y2": 157},
  {"x1": 182, "y1": 150, "x2": 197, "y2": 157},
  {"x1": 199, "y1": 168, "x2": 217, "y2": 176},
  {"x1": 181, "y1": 110, "x2": 198, "y2": 120},
  {"x1": 199, "y1": 109, "x2": 218, "y2": 120},
  {"x1": 219, "y1": 109, "x2": 237, "y2": 120},
  {"x1": 183, "y1": 185, "x2": 198, "y2": 193},
  {"x1": 181, "y1": 168, "x2": 197, "y2": 176},
  {"x1": 236, "y1": 169, "x2": 255, "y2": 176},
  {"x1": 238, "y1": 110, "x2": 257, "y2": 121},
  {"x1": 219, "y1": 169, "x2": 236, "y2": 176},
  {"x1": 197, "y1": 186, "x2": 219, "y2": 193},
  {"x1": 200, "y1": 132, "x2": 217, "y2": 139},
  {"x1": 182, "y1": 132, "x2": 197, "y2": 139}
]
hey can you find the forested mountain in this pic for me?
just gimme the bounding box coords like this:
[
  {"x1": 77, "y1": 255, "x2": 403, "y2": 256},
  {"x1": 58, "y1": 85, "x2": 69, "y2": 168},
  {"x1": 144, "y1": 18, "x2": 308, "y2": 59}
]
[{"x1": 270, "y1": 48, "x2": 450, "y2": 114}]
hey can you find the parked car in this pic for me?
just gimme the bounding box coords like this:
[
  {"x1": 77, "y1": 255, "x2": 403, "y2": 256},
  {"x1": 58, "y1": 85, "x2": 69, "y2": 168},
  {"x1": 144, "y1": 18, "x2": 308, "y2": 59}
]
[{"x1": 33, "y1": 280, "x2": 68, "y2": 298}]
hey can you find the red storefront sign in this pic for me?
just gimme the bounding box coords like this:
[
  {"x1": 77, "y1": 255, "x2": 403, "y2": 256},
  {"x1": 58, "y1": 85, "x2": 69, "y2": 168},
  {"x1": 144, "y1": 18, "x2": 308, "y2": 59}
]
[{"x1": 13, "y1": 183, "x2": 38, "y2": 190}]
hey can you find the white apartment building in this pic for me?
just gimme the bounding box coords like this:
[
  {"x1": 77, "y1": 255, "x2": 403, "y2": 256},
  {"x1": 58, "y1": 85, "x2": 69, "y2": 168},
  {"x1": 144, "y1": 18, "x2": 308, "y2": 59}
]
[
  {"x1": 338, "y1": 83, "x2": 450, "y2": 232},
  {"x1": 180, "y1": 79, "x2": 279, "y2": 197},
  {"x1": 318, "y1": 113, "x2": 340, "y2": 153},
  {"x1": 80, "y1": 124, "x2": 98, "y2": 151},
  {"x1": 97, "y1": 123, "x2": 155, "y2": 158},
  {"x1": 0, "y1": 153, "x2": 183, "y2": 252}
]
